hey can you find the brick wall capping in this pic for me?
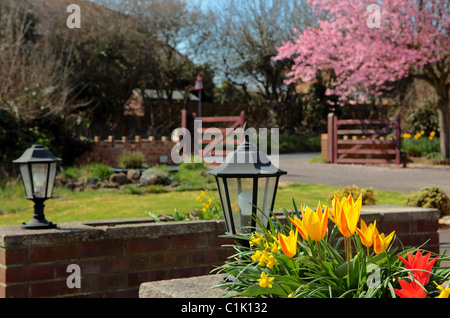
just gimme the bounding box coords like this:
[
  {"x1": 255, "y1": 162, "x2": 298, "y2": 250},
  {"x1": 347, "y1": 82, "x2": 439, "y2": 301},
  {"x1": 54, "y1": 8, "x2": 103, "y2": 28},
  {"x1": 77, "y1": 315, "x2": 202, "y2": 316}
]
[
  {"x1": 359, "y1": 205, "x2": 440, "y2": 223},
  {"x1": 0, "y1": 218, "x2": 227, "y2": 248}
]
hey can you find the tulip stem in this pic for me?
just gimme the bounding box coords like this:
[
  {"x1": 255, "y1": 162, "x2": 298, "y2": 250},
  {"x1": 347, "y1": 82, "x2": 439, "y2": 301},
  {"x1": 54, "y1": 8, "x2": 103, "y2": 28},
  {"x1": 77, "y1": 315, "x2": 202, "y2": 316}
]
[
  {"x1": 291, "y1": 259, "x2": 299, "y2": 276},
  {"x1": 316, "y1": 241, "x2": 324, "y2": 268}
]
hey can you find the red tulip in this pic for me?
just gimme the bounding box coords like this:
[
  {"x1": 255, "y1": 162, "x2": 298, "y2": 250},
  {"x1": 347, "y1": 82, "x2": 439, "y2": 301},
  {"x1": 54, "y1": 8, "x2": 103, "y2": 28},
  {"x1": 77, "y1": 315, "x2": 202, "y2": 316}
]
[
  {"x1": 394, "y1": 279, "x2": 427, "y2": 298},
  {"x1": 397, "y1": 250, "x2": 438, "y2": 286}
]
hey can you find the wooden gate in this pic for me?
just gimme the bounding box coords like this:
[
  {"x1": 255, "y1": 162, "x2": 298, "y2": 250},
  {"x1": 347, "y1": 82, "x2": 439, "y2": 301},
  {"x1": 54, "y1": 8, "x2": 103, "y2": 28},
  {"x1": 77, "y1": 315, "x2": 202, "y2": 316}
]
[
  {"x1": 181, "y1": 110, "x2": 245, "y2": 163},
  {"x1": 327, "y1": 113, "x2": 401, "y2": 164}
]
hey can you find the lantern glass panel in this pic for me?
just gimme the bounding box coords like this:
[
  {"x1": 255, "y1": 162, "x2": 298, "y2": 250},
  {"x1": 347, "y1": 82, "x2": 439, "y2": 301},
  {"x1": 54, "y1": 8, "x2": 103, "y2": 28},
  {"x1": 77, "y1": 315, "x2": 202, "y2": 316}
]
[
  {"x1": 47, "y1": 162, "x2": 57, "y2": 198},
  {"x1": 227, "y1": 177, "x2": 254, "y2": 234},
  {"x1": 216, "y1": 178, "x2": 232, "y2": 234},
  {"x1": 256, "y1": 177, "x2": 277, "y2": 230},
  {"x1": 19, "y1": 164, "x2": 33, "y2": 198},
  {"x1": 31, "y1": 163, "x2": 49, "y2": 198}
]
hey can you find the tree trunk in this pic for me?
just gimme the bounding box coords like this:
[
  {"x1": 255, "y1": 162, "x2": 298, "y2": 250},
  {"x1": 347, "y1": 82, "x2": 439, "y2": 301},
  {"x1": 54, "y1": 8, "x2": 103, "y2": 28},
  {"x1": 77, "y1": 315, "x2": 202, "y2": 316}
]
[{"x1": 436, "y1": 95, "x2": 450, "y2": 159}]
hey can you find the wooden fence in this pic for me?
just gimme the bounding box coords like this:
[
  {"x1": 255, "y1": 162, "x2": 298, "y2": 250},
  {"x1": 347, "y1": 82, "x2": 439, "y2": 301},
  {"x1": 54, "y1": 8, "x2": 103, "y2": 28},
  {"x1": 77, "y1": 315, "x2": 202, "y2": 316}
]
[
  {"x1": 181, "y1": 110, "x2": 245, "y2": 163},
  {"x1": 327, "y1": 113, "x2": 401, "y2": 164}
]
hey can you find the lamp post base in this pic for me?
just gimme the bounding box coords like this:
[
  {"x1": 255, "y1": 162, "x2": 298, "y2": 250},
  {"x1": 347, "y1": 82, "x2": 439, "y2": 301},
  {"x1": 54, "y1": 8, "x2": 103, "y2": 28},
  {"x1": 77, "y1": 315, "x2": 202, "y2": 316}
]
[
  {"x1": 21, "y1": 219, "x2": 57, "y2": 229},
  {"x1": 21, "y1": 199, "x2": 57, "y2": 229}
]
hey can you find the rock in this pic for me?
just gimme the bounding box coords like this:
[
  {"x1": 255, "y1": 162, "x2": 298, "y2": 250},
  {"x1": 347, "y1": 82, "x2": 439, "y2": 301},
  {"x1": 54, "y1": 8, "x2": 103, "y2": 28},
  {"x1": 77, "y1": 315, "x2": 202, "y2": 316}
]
[
  {"x1": 140, "y1": 167, "x2": 173, "y2": 186},
  {"x1": 127, "y1": 170, "x2": 141, "y2": 182},
  {"x1": 139, "y1": 174, "x2": 159, "y2": 186},
  {"x1": 86, "y1": 177, "x2": 99, "y2": 185},
  {"x1": 102, "y1": 181, "x2": 120, "y2": 189},
  {"x1": 109, "y1": 173, "x2": 129, "y2": 185}
]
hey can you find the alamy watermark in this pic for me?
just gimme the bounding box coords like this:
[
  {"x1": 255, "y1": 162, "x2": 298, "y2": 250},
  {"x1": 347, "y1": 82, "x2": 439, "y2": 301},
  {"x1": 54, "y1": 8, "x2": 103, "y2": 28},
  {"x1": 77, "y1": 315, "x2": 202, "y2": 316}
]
[
  {"x1": 170, "y1": 121, "x2": 280, "y2": 168},
  {"x1": 67, "y1": 4, "x2": 81, "y2": 29},
  {"x1": 367, "y1": 4, "x2": 381, "y2": 29},
  {"x1": 66, "y1": 264, "x2": 81, "y2": 289}
]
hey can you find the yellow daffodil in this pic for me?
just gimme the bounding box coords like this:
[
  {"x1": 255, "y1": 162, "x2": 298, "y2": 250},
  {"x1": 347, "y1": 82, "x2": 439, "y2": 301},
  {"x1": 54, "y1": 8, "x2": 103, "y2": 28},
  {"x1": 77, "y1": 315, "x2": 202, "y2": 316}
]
[
  {"x1": 251, "y1": 250, "x2": 262, "y2": 262},
  {"x1": 373, "y1": 231, "x2": 395, "y2": 254},
  {"x1": 434, "y1": 281, "x2": 450, "y2": 298},
  {"x1": 196, "y1": 196, "x2": 201, "y2": 201},
  {"x1": 266, "y1": 254, "x2": 279, "y2": 269},
  {"x1": 329, "y1": 194, "x2": 362, "y2": 238},
  {"x1": 430, "y1": 131, "x2": 436, "y2": 137},
  {"x1": 201, "y1": 191, "x2": 206, "y2": 197},
  {"x1": 355, "y1": 219, "x2": 377, "y2": 248},
  {"x1": 257, "y1": 272, "x2": 274, "y2": 288},
  {"x1": 278, "y1": 229, "x2": 298, "y2": 258},
  {"x1": 249, "y1": 232, "x2": 264, "y2": 247},
  {"x1": 258, "y1": 251, "x2": 269, "y2": 266},
  {"x1": 403, "y1": 133, "x2": 411, "y2": 139},
  {"x1": 269, "y1": 241, "x2": 280, "y2": 254}
]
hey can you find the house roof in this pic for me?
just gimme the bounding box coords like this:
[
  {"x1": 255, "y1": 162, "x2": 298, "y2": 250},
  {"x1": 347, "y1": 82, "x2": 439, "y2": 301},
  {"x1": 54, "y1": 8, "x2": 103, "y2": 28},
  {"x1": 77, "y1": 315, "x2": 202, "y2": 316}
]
[{"x1": 134, "y1": 89, "x2": 199, "y2": 101}]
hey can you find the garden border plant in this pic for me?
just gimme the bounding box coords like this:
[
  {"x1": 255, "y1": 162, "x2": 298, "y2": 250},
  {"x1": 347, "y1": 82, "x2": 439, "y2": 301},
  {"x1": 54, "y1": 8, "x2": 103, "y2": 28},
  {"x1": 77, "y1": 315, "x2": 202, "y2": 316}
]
[{"x1": 213, "y1": 194, "x2": 450, "y2": 298}]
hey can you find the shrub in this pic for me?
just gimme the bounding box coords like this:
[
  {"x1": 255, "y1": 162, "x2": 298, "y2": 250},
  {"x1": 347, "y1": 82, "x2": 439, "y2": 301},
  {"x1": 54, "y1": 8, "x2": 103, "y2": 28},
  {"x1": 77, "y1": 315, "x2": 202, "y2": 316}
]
[
  {"x1": 118, "y1": 151, "x2": 145, "y2": 169},
  {"x1": 404, "y1": 187, "x2": 450, "y2": 217},
  {"x1": 401, "y1": 136, "x2": 440, "y2": 157},
  {"x1": 59, "y1": 163, "x2": 113, "y2": 181},
  {"x1": 327, "y1": 185, "x2": 376, "y2": 206},
  {"x1": 406, "y1": 104, "x2": 439, "y2": 137}
]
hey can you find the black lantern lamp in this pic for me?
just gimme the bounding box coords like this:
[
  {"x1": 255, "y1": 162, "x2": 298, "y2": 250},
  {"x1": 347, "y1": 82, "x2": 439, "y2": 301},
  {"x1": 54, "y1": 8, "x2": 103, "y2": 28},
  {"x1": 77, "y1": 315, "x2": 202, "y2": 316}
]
[
  {"x1": 13, "y1": 144, "x2": 61, "y2": 229},
  {"x1": 208, "y1": 123, "x2": 287, "y2": 241}
]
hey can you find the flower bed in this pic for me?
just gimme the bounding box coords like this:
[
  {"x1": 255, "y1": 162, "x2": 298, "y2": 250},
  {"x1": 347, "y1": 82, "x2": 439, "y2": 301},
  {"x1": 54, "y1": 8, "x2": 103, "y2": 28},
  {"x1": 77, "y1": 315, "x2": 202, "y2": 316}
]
[{"x1": 215, "y1": 194, "x2": 450, "y2": 298}]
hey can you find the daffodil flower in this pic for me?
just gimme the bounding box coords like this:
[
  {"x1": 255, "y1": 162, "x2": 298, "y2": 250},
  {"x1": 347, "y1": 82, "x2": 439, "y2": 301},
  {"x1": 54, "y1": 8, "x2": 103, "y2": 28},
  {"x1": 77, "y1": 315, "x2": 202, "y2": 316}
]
[
  {"x1": 434, "y1": 281, "x2": 450, "y2": 298},
  {"x1": 266, "y1": 254, "x2": 279, "y2": 269},
  {"x1": 269, "y1": 241, "x2": 279, "y2": 254},
  {"x1": 257, "y1": 272, "x2": 274, "y2": 288},
  {"x1": 251, "y1": 250, "x2": 262, "y2": 262},
  {"x1": 249, "y1": 232, "x2": 264, "y2": 247}
]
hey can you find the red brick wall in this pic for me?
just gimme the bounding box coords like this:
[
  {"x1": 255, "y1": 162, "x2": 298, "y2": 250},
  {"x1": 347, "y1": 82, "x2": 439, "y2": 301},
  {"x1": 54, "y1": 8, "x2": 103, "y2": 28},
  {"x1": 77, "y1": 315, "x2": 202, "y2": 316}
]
[
  {"x1": 76, "y1": 136, "x2": 176, "y2": 167},
  {"x1": 0, "y1": 220, "x2": 234, "y2": 298}
]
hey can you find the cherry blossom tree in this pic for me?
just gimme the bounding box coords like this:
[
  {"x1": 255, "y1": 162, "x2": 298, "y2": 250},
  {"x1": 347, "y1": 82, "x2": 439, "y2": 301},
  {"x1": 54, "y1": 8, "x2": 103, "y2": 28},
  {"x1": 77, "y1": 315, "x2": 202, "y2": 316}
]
[{"x1": 275, "y1": 0, "x2": 450, "y2": 158}]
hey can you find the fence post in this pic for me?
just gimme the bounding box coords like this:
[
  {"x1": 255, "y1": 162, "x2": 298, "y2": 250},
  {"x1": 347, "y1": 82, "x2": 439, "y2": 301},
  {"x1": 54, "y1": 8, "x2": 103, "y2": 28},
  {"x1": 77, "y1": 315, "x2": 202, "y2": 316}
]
[
  {"x1": 328, "y1": 113, "x2": 336, "y2": 163},
  {"x1": 181, "y1": 109, "x2": 187, "y2": 129},
  {"x1": 394, "y1": 116, "x2": 401, "y2": 165},
  {"x1": 239, "y1": 111, "x2": 245, "y2": 128}
]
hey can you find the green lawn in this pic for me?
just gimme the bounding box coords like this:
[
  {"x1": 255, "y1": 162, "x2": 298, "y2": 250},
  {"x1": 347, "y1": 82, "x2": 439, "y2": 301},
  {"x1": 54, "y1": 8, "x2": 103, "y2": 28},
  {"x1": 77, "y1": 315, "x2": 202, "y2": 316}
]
[{"x1": 0, "y1": 182, "x2": 408, "y2": 226}]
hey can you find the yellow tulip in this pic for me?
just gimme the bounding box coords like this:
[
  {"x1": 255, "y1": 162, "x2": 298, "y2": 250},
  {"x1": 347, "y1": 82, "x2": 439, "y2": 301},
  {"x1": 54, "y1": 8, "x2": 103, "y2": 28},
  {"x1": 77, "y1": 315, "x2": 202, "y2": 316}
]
[
  {"x1": 373, "y1": 231, "x2": 395, "y2": 254},
  {"x1": 289, "y1": 216, "x2": 309, "y2": 241},
  {"x1": 329, "y1": 194, "x2": 362, "y2": 238},
  {"x1": 355, "y1": 219, "x2": 377, "y2": 248},
  {"x1": 301, "y1": 202, "x2": 329, "y2": 242},
  {"x1": 278, "y1": 229, "x2": 298, "y2": 258}
]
